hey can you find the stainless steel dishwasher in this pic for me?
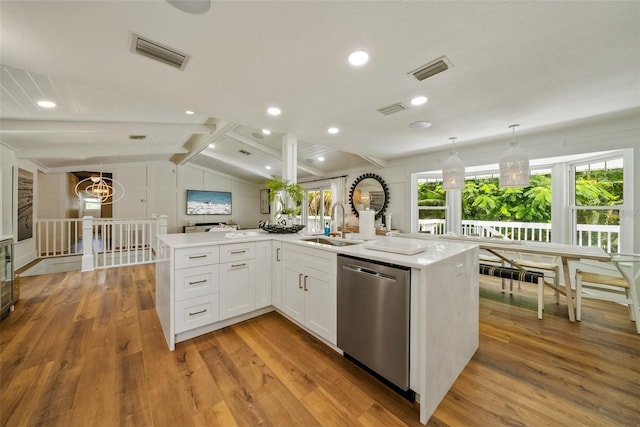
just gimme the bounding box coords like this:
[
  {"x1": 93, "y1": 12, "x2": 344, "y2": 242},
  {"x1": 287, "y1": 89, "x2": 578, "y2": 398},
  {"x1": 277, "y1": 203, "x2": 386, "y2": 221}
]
[{"x1": 337, "y1": 254, "x2": 412, "y2": 395}]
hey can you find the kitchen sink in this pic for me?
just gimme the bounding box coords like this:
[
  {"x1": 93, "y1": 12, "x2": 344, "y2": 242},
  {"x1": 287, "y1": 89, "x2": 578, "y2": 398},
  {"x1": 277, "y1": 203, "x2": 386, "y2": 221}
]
[{"x1": 299, "y1": 237, "x2": 364, "y2": 247}]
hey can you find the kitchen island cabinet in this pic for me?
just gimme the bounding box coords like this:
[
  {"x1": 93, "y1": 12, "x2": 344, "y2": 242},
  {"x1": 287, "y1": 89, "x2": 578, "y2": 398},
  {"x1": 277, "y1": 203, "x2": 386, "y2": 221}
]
[{"x1": 155, "y1": 230, "x2": 478, "y2": 425}]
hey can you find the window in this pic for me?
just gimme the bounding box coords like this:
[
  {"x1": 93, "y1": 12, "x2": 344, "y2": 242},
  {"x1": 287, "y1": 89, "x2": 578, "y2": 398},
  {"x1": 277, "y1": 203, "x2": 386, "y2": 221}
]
[
  {"x1": 570, "y1": 156, "x2": 623, "y2": 253},
  {"x1": 84, "y1": 197, "x2": 102, "y2": 211},
  {"x1": 416, "y1": 169, "x2": 552, "y2": 240},
  {"x1": 416, "y1": 177, "x2": 447, "y2": 233},
  {"x1": 306, "y1": 188, "x2": 332, "y2": 234}
]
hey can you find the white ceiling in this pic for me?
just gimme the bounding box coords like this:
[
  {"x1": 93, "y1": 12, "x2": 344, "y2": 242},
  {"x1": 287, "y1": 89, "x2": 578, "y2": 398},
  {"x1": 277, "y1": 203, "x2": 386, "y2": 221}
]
[{"x1": 1, "y1": 1, "x2": 639, "y2": 184}]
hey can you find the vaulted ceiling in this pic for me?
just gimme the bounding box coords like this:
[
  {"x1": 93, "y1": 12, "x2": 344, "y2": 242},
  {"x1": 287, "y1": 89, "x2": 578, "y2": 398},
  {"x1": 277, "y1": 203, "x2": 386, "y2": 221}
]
[{"x1": 1, "y1": 1, "x2": 638, "y2": 184}]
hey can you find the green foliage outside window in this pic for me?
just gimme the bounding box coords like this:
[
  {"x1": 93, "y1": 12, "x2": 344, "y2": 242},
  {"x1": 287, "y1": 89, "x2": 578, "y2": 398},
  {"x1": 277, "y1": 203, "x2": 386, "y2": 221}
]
[{"x1": 417, "y1": 168, "x2": 623, "y2": 224}]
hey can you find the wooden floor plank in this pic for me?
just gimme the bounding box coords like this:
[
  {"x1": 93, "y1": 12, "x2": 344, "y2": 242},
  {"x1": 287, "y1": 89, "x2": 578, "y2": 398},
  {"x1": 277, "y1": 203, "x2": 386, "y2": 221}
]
[
  {"x1": 68, "y1": 323, "x2": 117, "y2": 427},
  {"x1": 1, "y1": 266, "x2": 639, "y2": 427}
]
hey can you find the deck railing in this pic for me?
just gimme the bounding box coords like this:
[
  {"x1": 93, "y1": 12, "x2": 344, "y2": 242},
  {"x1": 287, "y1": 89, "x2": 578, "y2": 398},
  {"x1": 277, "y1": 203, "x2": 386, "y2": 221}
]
[
  {"x1": 36, "y1": 215, "x2": 168, "y2": 271},
  {"x1": 419, "y1": 219, "x2": 620, "y2": 253}
]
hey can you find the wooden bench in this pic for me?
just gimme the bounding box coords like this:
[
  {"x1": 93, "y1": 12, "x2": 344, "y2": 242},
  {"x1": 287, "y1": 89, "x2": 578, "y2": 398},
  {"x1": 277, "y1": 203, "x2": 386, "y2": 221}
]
[{"x1": 479, "y1": 264, "x2": 547, "y2": 319}]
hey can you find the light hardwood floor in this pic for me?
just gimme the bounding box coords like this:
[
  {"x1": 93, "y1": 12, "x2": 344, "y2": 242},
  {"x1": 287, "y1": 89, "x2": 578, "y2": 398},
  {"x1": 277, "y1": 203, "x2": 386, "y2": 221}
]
[{"x1": 1, "y1": 264, "x2": 639, "y2": 426}]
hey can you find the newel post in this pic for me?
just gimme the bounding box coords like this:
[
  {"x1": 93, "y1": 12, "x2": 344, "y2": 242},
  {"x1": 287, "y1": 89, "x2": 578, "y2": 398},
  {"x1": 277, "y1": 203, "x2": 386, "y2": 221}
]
[{"x1": 81, "y1": 216, "x2": 95, "y2": 271}]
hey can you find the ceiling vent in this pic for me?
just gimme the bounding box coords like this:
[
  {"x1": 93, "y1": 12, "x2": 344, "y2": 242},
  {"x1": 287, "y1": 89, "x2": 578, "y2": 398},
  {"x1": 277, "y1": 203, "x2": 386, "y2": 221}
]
[
  {"x1": 238, "y1": 149, "x2": 252, "y2": 156},
  {"x1": 377, "y1": 102, "x2": 407, "y2": 116},
  {"x1": 131, "y1": 33, "x2": 190, "y2": 70},
  {"x1": 409, "y1": 56, "x2": 452, "y2": 81},
  {"x1": 129, "y1": 135, "x2": 146, "y2": 140}
]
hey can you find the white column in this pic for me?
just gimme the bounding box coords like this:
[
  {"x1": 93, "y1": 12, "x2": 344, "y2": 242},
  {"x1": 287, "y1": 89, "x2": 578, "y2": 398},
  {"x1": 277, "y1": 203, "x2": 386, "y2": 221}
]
[
  {"x1": 281, "y1": 133, "x2": 297, "y2": 184},
  {"x1": 159, "y1": 214, "x2": 168, "y2": 235},
  {"x1": 446, "y1": 190, "x2": 461, "y2": 234},
  {"x1": 81, "y1": 216, "x2": 94, "y2": 271},
  {"x1": 551, "y1": 162, "x2": 569, "y2": 245}
]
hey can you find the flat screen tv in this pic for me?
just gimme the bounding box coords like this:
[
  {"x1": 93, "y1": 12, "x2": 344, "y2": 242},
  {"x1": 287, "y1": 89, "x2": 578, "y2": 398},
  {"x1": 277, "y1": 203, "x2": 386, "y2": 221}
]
[{"x1": 186, "y1": 190, "x2": 232, "y2": 215}]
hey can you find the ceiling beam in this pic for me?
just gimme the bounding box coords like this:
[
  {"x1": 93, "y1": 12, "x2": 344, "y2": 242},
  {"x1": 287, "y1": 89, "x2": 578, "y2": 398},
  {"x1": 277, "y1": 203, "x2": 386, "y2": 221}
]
[
  {"x1": 199, "y1": 150, "x2": 272, "y2": 180},
  {"x1": 358, "y1": 155, "x2": 388, "y2": 168},
  {"x1": 0, "y1": 119, "x2": 216, "y2": 134},
  {"x1": 226, "y1": 130, "x2": 324, "y2": 177},
  {"x1": 171, "y1": 120, "x2": 237, "y2": 165},
  {"x1": 14, "y1": 145, "x2": 188, "y2": 159}
]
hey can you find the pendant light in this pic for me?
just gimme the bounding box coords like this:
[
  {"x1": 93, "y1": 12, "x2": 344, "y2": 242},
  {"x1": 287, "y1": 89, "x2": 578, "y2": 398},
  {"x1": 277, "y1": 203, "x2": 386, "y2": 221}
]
[
  {"x1": 499, "y1": 124, "x2": 530, "y2": 188},
  {"x1": 442, "y1": 137, "x2": 465, "y2": 190},
  {"x1": 74, "y1": 172, "x2": 125, "y2": 205}
]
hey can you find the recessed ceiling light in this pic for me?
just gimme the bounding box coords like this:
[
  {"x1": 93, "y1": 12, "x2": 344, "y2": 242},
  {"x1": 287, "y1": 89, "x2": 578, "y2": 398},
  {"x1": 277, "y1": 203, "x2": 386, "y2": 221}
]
[
  {"x1": 327, "y1": 127, "x2": 339, "y2": 134},
  {"x1": 348, "y1": 50, "x2": 369, "y2": 66},
  {"x1": 267, "y1": 107, "x2": 281, "y2": 116},
  {"x1": 167, "y1": 0, "x2": 211, "y2": 14},
  {"x1": 262, "y1": 129, "x2": 271, "y2": 135},
  {"x1": 265, "y1": 165, "x2": 272, "y2": 170},
  {"x1": 409, "y1": 121, "x2": 432, "y2": 129},
  {"x1": 317, "y1": 156, "x2": 325, "y2": 162},
  {"x1": 209, "y1": 143, "x2": 215, "y2": 148},
  {"x1": 410, "y1": 96, "x2": 428, "y2": 106},
  {"x1": 37, "y1": 100, "x2": 56, "y2": 108},
  {"x1": 185, "y1": 110, "x2": 194, "y2": 115}
]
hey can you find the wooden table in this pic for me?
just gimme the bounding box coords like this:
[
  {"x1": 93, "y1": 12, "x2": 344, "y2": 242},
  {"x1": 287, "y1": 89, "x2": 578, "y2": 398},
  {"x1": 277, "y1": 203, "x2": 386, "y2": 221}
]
[{"x1": 435, "y1": 236, "x2": 611, "y2": 322}]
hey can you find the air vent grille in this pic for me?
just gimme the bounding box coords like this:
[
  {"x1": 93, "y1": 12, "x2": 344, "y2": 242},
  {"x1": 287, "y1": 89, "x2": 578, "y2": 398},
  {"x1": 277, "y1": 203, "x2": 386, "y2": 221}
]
[
  {"x1": 409, "y1": 56, "x2": 452, "y2": 81},
  {"x1": 238, "y1": 149, "x2": 252, "y2": 156},
  {"x1": 131, "y1": 33, "x2": 190, "y2": 70},
  {"x1": 377, "y1": 103, "x2": 407, "y2": 116},
  {"x1": 129, "y1": 135, "x2": 146, "y2": 140}
]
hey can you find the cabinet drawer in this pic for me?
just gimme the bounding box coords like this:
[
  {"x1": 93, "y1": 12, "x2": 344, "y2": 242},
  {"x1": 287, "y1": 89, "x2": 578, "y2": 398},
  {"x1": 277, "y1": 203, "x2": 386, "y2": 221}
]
[
  {"x1": 175, "y1": 293, "x2": 220, "y2": 333},
  {"x1": 220, "y1": 242, "x2": 256, "y2": 263},
  {"x1": 175, "y1": 246, "x2": 220, "y2": 269},
  {"x1": 175, "y1": 265, "x2": 220, "y2": 301}
]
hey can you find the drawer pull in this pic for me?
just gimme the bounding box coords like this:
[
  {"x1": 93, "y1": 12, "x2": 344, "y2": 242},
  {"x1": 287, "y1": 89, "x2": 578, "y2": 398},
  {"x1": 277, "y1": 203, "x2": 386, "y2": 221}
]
[
  {"x1": 188, "y1": 254, "x2": 207, "y2": 259},
  {"x1": 230, "y1": 250, "x2": 247, "y2": 254},
  {"x1": 304, "y1": 275, "x2": 308, "y2": 291},
  {"x1": 188, "y1": 308, "x2": 207, "y2": 316},
  {"x1": 231, "y1": 263, "x2": 247, "y2": 268},
  {"x1": 298, "y1": 273, "x2": 303, "y2": 289},
  {"x1": 188, "y1": 279, "x2": 207, "y2": 285},
  {"x1": 276, "y1": 247, "x2": 281, "y2": 262}
]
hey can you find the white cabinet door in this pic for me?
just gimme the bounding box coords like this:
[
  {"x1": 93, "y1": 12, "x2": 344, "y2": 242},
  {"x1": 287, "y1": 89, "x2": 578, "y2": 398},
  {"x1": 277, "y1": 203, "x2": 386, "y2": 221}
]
[
  {"x1": 282, "y1": 256, "x2": 337, "y2": 345},
  {"x1": 304, "y1": 269, "x2": 337, "y2": 344},
  {"x1": 219, "y1": 259, "x2": 256, "y2": 320},
  {"x1": 282, "y1": 261, "x2": 305, "y2": 324},
  {"x1": 271, "y1": 241, "x2": 282, "y2": 309},
  {"x1": 255, "y1": 241, "x2": 272, "y2": 309}
]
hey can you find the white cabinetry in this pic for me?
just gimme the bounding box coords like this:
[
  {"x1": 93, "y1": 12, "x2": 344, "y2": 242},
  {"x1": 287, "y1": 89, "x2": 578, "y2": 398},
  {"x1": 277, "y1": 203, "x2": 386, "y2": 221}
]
[
  {"x1": 173, "y1": 246, "x2": 220, "y2": 333},
  {"x1": 219, "y1": 242, "x2": 256, "y2": 320},
  {"x1": 281, "y1": 243, "x2": 337, "y2": 344},
  {"x1": 255, "y1": 241, "x2": 272, "y2": 309},
  {"x1": 271, "y1": 241, "x2": 282, "y2": 309}
]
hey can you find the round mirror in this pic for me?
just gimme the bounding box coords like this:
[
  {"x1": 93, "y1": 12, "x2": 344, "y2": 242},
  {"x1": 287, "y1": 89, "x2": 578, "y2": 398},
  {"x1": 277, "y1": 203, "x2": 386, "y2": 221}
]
[{"x1": 349, "y1": 173, "x2": 389, "y2": 219}]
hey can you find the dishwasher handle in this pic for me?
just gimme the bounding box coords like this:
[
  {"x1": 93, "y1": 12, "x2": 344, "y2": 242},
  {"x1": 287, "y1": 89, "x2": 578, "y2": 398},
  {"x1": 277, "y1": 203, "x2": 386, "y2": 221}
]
[{"x1": 342, "y1": 264, "x2": 396, "y2": 281}]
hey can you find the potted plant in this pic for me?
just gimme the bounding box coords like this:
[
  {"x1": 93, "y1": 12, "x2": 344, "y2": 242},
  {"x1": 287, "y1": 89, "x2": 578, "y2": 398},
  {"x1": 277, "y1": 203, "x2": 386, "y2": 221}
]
[{"x1": 265, "y1": 175, "x2": 304, "y2": 225}]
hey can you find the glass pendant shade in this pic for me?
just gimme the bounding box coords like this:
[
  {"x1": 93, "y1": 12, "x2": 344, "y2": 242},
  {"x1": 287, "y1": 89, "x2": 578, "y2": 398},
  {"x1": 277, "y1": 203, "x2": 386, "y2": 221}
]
[
  {"x1": 499, "y1": 125, "x2": 530, "y2": 188},
  {"x1": 442, "y1": 151, "x2": 465, "y2": 190}
]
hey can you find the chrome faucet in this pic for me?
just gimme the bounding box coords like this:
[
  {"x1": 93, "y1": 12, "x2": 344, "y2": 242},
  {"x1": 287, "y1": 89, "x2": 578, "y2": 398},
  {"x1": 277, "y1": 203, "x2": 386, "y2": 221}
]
[{"x1": 332, "y1": 202, "x2": 346, "y2": 238}]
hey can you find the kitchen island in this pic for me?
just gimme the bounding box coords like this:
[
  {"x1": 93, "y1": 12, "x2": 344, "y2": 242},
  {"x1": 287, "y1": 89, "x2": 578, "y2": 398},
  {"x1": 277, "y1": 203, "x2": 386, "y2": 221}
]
[{"x1": 155, "y1": 230, "x2": 478, "y2": 424}]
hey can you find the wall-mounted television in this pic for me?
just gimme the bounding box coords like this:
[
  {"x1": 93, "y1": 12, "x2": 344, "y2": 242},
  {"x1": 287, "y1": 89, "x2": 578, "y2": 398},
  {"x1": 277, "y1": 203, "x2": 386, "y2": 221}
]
[{"x1": 186, "y1": 190, "x2": 232, "y2": 215}]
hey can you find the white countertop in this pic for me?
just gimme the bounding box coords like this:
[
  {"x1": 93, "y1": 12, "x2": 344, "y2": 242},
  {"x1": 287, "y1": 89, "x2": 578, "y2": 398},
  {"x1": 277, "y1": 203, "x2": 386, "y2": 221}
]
[{"x1": 157, "y1": 230, "x2": 476, "y2": 269}]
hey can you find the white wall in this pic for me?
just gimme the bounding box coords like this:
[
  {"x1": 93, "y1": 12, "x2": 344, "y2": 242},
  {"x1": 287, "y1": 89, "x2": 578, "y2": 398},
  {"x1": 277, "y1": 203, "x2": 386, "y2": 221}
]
[
  {"x1": 1, "y1": 156, "x2": 264, "y2": 268},
  {"x1": 345, "y1": 108, "x2": 640, "y2": 253},
  {"x1": 82, "y1": 162, "x2": 263, "y2": 233},
  {"x1": 0, "y1": 146, "x2": 40, "y2": 269}
]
